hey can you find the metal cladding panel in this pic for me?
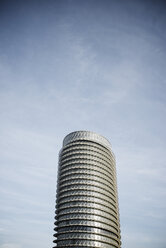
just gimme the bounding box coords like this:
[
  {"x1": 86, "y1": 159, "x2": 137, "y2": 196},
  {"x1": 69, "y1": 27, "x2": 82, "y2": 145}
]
[
  {"x1": 54, "y1": 131, "x2": 121, "y2": 248},
  {"x1": 63, "y1": 131, "x2": 112, "y2": 150}
]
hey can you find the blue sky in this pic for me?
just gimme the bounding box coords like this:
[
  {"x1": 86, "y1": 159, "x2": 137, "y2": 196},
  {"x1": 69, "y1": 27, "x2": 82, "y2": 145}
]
[{"x1": 0, "y1": 0, "x2": 166, "y2": 247}]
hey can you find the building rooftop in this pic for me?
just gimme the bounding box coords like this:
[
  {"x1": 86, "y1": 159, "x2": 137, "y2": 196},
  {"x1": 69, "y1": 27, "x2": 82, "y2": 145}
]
[{"x1": 63, "y1": 130, "x2": 112, "y2": 150}]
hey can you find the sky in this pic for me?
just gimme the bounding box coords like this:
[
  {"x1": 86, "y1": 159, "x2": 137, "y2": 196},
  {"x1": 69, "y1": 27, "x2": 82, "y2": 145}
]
[{"x1": 0, "y1": 0, "x2": 166, "y2": 247}]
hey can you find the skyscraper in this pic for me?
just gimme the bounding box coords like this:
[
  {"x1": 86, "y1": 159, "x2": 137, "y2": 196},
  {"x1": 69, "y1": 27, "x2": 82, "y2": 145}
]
[{"x1": 54, "y1": 131, "x2": 121, "y2": 248}]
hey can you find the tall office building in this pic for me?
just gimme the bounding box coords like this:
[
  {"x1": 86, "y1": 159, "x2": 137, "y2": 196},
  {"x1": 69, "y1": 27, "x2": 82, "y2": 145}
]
[{"x1": 54, "y1": 131, "x2": 121, "y2": 248}]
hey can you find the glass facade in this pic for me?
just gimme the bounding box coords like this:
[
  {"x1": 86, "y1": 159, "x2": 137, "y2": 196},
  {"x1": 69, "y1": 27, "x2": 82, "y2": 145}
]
[{"x1": 53, "y1": 131, "x2": 121, "y2": 248}]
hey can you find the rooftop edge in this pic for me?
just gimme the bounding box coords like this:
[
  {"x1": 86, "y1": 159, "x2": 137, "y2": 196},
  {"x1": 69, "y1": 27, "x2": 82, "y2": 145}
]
[{"x1": 63, "y1": 131, "x2": 112, "y2": 150}]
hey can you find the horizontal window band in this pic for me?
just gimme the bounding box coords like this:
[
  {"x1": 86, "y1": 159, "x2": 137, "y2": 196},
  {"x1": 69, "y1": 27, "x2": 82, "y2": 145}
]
[
  {"x1": 60, "y1": 153, "x2": 115, "y2": 172},
  {"x1": 57, "y1": 187, "x2": 117, "y2": 204},
  {"x1": 59, "y1": 174, "x2": 115, "y2": 190},
  {"x1": 60, "y1": 164, "x2": 114, "y2": 182},
  {"x1": 57, "y1": 190, "x2": 117, "y2": 207},
  {"x1": 59, "y1": 170, "x2": 114, "y2": 188},
  {"x1": 57, "y1": 195, "x2": 117, "y2": 212},
  {"x1": 56, "y1": 202, "x2": 118, "y2": 220},
  {"x1": 57, "y1": 199, "x2": 117, "y2": 215},
  {"x1": 55, "y1": 225, "x2": 119, "y2": 239},
  {"x1": 56, "y1": 216, "x2": 118, "y2": 232},
  {"x1": 57, "y1": 182, "x2": 117, "y2": 201},
  {"x1": 57, "y1": 187, "x2": 116, "y2": 208},
  {"x1": 60, "y1": 160, "x2": 116, "y2": 181},
  {"x1": 60, "y1": 153, "x2": 115, "y2": 174},
  {"x1": 56, "y1": 205, "x2": 118, "y2": 221},
  {"x1": 55, "y1": 237, "x2": 118, "y2": 248},
  {"x1": 61, "y1": 141, "x2": 113, "y2": 156},
  {"x1": 61, "y1": 146, "x2": 115, "y2": 166},
  {"x1": 61, "y1": 140, "x2": 115, "y2": 160},
  {"x1": 56, "y1": 213, "x2": 118, "y2": 229},
  {"x1": 55, "y1": 234, "x2": 120, "y2": 247},
  {"x1": 55, "y1": 207, "x2": 117, "y2": 224},
  {"x1": 56, "y1": 232, "x2": 119, "y2": 246},
  {"x1": 60, "y1": 148, "x2": 115, "y2": 165},
  {"x1": 58, "y1": 178, "x2": 116, "y2": 197},
  {"x1": 60, "y1": 157, "x2": 116, "y2": 178},
  {"x1": 60, "y1": 157, "x2": 116, "y2": 176},
  {"x1": 56, "y1": 219, "x2": 119, "y2": 235},
  {"x1": 59, "y1": 173, "x2": 115, "y2": 191}
]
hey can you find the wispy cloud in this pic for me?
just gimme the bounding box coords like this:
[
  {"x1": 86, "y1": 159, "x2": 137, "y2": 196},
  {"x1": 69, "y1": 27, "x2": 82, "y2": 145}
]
[
  {"x1": 0, "y1": 244, "x2": 21, "y2": 248},
  {"x1": 0, "y1": 1, "x2": 166, "y2": 248}
]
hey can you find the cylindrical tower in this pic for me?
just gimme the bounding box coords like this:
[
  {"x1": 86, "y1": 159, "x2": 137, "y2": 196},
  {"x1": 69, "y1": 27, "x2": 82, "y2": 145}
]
[{"x1": 54, "y1": 131, "x2": 121, "y2": 248}]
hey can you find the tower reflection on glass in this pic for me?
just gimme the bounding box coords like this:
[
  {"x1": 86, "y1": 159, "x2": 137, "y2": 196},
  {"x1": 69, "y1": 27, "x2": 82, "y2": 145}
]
[{"x1": 54, "y1": 131, "x2": 121, "y2": 248}]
